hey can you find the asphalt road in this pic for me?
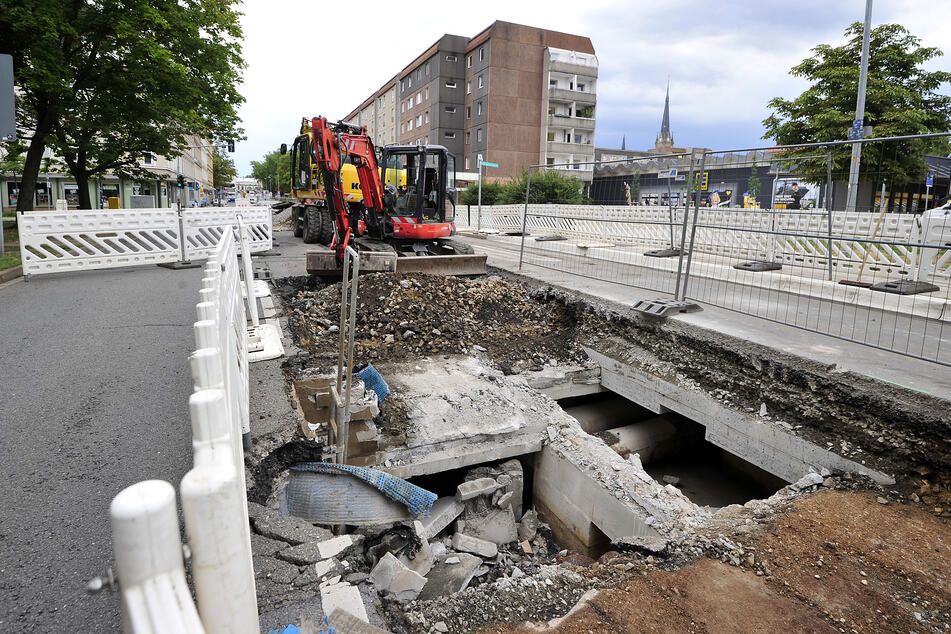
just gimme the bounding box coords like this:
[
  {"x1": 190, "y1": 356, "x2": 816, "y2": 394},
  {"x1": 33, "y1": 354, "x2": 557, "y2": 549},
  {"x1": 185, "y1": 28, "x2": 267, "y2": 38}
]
[{"x1": 0, "y1": 264, "x2": 204, "y2": 632}]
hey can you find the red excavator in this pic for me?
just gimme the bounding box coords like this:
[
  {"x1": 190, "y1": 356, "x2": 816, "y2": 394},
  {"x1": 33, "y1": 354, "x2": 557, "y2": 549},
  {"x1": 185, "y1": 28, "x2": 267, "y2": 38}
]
[{"x1": 281, "y1": 116, "x2": 486, "y2": 276}]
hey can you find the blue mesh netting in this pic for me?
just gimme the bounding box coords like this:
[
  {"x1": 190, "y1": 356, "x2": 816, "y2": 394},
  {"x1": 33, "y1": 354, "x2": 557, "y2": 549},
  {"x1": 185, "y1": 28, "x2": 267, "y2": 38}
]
[
  {"x1": 291, "y1": 462, "x2": 435, "y2": 517},
  {"x1": 356, "y1": 364, "x2": 389, "y2": 401}
]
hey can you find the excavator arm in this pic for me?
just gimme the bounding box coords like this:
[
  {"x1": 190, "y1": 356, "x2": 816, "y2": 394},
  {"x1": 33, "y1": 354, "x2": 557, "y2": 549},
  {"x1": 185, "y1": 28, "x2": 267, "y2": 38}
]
[{"x1": 310, "y1": 116, "x2": 385, "y2": 262}]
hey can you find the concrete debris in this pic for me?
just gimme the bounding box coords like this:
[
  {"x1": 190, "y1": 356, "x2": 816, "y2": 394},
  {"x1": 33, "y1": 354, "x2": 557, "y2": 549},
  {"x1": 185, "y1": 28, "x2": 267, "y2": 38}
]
[
  {"x1": 416, "y1": 497, "x2": 465, "y2": 540},
  {"x1": 496, "y1": 491, "x2": 513, "y2": 508},
  {"x1": 320, "y1": 582, "x2": 370, "y2": 623},
  {"x1": 460, "y1": 507, "x2": 518, "y2": 546},
  {"x1": 518, "y1": 509, "x2": 539, "y2": 541},
  {"x1": 662, "y1": 475, "x2": 681, "y2": 486},
  {"x1": 417, "y1": 553, "x2": 483, "y2": 601},
  {"x1": 317, "y1": 535, "x2": 361, "y2": 560},
  {"x1": 249, "y1": 502, "x2": 333, "y2": 546},
  {"x1": 370, "y1": 552, "x2": 427, "y2": 601},
  {"x1": 456, "y1": 477, "x2": 500, "y2": 501},
  {"x1": 399, "y1": 538, "x2": 435, "y2": 577},
  {"x1": 451, "y1": 533, "x2": 499, "y2": 558},
  {"x1": 791, "y1": 472, "x2": 825, "y2": 491},
  {"x1": 326, "y1": 609, "x2": 391, "y2": 634}
]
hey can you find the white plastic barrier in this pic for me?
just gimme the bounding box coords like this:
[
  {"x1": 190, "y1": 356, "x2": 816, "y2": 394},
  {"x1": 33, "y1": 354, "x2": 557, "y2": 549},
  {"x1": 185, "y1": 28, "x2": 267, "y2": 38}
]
[
  {"x1": 17, "y1": 206, "x2": 273, "y2": 276},
  {"x1": 110, "y1": 480, "x2": 204, "y2": 634},
  {"x1": 111, "y1": 226, "x2": 264, "y2": 633},
  {"x1": 18, "y1": 209, "x2": 181, "y2": 274}
]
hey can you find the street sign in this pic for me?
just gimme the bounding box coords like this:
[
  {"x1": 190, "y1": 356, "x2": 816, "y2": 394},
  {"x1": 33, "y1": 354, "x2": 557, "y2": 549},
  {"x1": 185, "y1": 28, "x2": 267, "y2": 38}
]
[
  {"x1": 658, "y1": 169, "x2": 678, "y2": 179},
  {"x1": 481, "y1": 161, "x2": 499, "y2": 168},
  {"x1": 926, "y1": 172, "x2": 934, "y2": 187},
  {"x1": 694, "y1": 172, "x2": 709, "y2": 190},
  {"x1": 0, "y1": 54, "x2": 14, "y2": 141},
  {"x1": 847, "y1": 118, "x2": 864, "y2": 140},
  {"x1": 674, "y1": 175, "x2": 686, "y2": 181}
]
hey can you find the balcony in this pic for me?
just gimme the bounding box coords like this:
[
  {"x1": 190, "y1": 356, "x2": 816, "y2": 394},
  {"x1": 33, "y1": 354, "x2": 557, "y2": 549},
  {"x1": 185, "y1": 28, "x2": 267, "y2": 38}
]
[
  {"x1": 546, "y1": 141, "x2": 594, "y2": 155},
  {"x1": 550, "y1": 60, "x2": 599, "y2": 77},
  {"x1": 548, "y1": 87, "x2": 596, "y2": 104},
  {"x1": 547, "y1": 114, "x2": 595, "y2": 131}
]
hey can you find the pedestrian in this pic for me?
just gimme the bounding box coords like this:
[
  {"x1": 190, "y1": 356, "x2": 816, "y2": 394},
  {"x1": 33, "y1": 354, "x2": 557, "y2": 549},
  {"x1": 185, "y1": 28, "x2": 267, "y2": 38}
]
[
  {"x1": 788, "y1": 183, "x2": 808, "y2": 209},
  {"x1": 710, "y1": 190, "x2": 721, "y2": 207}
]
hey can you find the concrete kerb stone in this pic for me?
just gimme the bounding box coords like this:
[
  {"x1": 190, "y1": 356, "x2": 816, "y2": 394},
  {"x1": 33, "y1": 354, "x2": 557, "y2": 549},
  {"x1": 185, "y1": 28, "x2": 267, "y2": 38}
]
[
  {"x1": 457, "y1": 477, "x2": 500, "y2": 500},
  {"x1": 369, "y1": 552, "x2": 427, "y2": 601},
  {"x1": 451, "y1": 533, "x2": 498, "y2": 558}
]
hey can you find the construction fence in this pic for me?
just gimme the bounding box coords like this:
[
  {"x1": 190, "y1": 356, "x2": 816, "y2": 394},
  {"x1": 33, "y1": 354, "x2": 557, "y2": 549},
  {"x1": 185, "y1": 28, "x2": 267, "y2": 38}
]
[{"x1": 457, "y1": 133, "x2": 951, "y2": 366}]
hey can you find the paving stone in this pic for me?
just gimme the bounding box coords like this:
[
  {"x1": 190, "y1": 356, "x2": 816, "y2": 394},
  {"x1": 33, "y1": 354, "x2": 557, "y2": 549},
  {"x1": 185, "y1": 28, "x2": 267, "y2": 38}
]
[
  {"x1": 369, "y1": 552, "x2": 427, "y2": 601},
  {"x1": 417, "y1": 553, "x2": 482, "y2": 601},
  {"x1": 416, "y1": 497, "x2": 464, "y2": 540},
  {"x1": 451, "y1": 533, "x2": 498, "y2": 558},
  {"x1": 320, "y1": 582, "x2": 370, "y2": 623},
  {"x1": 456, "y1": 477, "x2": 499, "y2": 501}
]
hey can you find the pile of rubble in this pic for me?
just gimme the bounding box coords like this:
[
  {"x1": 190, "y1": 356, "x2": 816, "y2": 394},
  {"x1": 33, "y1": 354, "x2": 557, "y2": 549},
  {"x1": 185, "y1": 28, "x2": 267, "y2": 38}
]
[{"x1": 284, "y1": 273, "x2": 580, "y2": 369}]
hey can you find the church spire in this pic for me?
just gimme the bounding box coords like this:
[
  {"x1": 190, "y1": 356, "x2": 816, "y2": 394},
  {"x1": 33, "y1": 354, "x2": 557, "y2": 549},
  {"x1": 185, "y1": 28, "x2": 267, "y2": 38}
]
[
  {"x1": 621, "y1": 135, "x2": 626, "y2": 150},
  {"x1": 656, "y1": 79, "x2": 673, "y2": 149}
]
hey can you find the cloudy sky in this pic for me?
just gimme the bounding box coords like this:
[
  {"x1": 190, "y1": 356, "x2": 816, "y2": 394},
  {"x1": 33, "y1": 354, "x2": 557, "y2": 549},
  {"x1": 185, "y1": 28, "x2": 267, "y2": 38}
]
[{"x1": 232, "y1": 0, "x2": 950, "y2": 176}]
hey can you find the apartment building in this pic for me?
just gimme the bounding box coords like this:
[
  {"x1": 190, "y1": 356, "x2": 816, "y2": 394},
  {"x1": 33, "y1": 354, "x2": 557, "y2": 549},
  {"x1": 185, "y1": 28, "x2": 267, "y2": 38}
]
[
  {"x1": 344, "y1": 76, "x2": 399, "y2": 147},
  {"x1": 343, "y1": 21, "x2": 597, "y2": 184}
]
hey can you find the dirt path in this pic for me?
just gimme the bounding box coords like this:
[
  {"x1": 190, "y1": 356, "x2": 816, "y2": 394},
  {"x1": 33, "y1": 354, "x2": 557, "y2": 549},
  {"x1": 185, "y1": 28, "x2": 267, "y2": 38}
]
[{"x1": 485, "y1": 490, "x2": 951, "y2": 633}]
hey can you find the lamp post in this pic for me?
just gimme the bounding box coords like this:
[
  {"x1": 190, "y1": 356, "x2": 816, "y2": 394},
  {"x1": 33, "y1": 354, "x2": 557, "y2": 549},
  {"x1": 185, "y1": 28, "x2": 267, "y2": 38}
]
[{"x1": 845, "y1": 0, "x2": 873, "y2": 214}]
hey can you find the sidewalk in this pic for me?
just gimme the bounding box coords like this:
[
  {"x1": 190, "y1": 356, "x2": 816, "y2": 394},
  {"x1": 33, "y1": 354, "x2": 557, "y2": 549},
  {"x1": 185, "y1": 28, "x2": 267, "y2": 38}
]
[
  {"x1": 0, "y1": 265, "x2": 205, "y2": 632},
  {"x1": 461, "y1": 235, "x2": 951, "y2": 400}
]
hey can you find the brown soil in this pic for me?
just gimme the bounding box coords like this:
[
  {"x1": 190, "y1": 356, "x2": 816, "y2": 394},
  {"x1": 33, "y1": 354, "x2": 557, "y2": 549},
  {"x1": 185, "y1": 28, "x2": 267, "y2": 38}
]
[
  {"x1": 484, "y1": 490, "x2": 951, "y2": 633},
  {"x1": 283, "y1": 273, "x2": 581, "y2": 369}
]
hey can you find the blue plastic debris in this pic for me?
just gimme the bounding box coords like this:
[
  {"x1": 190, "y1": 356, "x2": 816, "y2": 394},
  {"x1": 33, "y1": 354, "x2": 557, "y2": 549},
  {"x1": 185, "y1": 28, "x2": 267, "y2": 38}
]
[
  {"x1": 356, "y1": 363, "x2": 390, "y2": 401},
  {"x1": 267, "y1": 625, "x2": 299, "y2": 634},
  {"x1": 291, "y1": 462, "x2": 435, "y2": 517}
]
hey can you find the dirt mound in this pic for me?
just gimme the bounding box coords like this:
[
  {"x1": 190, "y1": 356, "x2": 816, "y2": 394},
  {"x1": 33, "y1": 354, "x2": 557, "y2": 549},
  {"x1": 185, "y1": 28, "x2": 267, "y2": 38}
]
[{"x1": 284, "y1": 273, "x2": 580, "y2": 369}]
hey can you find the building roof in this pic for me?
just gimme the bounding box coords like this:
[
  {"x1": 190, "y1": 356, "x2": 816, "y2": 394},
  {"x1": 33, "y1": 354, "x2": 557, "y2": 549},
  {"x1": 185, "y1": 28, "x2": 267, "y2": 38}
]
[{"x1": 465, "y1": 20, "x2": 595, "y2": 55}]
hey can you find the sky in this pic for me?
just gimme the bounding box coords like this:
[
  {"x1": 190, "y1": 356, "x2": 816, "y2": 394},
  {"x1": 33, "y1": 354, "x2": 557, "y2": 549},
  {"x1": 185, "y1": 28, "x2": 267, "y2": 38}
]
[{"x1": 231, "y1": 0, "x2": 951, "y2": 176}]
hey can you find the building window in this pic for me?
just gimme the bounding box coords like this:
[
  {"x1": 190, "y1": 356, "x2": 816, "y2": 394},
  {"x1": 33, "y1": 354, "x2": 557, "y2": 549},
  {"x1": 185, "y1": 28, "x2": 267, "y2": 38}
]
[
  {"x1": 400, "y1": 80, "x2": 405, "y2": 91},
  {"x1": 547, "y1": 131, "x2": 554, "y2": 142},
  {"x1": 446, "y1": 54, "x2": 457, "y2": 62},
  {"x1": 465, "y1": 132, "x2": 470, "y2": 144},
  {"x1": 465, "y1": 157, "x2": 470, "y2": 170},
  {"x1": 477, "y1": 75, "x2": 483, "y2": 89},
  {"x1": 445, "y1": 80, "x2": 456, "y2": 88},
  {"x1": 476, "y1": 128, "x2": 482, "y2": 143},
  {"x1": 577, "y1": 83, "x2": 585, "y2": 92},
  {"x1": 466, "y1": 106, "x2": 471, "y2": 119},
  {"x1": 408, "y1": 76, "x2": 412, "y2": 88},
  {"x1": 416, "y1": 69, "x2": 421, "y2": 81},
  {"x1": 408, "y1": 120, "x2": 413, "y2": 131},
  {"x1": 477, "y1": 101, "x2": 483, "y2": 116},
  {"x1": 401, "y1": 123, "x2": 405, "y2": 133},
  {"x1": 416, "y1": 93, "x2": 421, "y2": 105},
  {"x1": 549, "y1": 79, "x2": 557, "y2": 88},
  {"x1": 425, "y1": 61, "x2": 430, "y2": 75},
  {"x1": 445, "y1": 131, "x2": 456, "y2": 139},
  {"x1": 424, "y1": 87, "x2": 429, "y2": 100},
  {"x1": 416, "y1": 115, "x2": 422, "y2": 126},
  {"x1": 577, "y1": 105, "x2": 594, "y2": 118},
  {"x1": 467, "y1": 55, "x2": 472, "y2": 68},
  {"x1": 143, "y1": 153, "x2": 155, "y2": 166},
  {"x1": 547, "y1": 158, "x2": 555, "y2": 165},
  {"x1": 466, "y1": 81, "x2": 471, "y2": 95},
  {"x1": 425, "y1": 136, "x2": 429, "y2": 144},
  {"x1": 424, "y1": 112, "x2": 428, "y2": 124},
  {"x1": 401, "y1": 102, "x2": 405, "y2": 113},
  {"x1": 445, "y1": 106, "x2": 456, "y2": 113},
  {"x1": 479, "y1": 46, "x2": 484, "y2": 61}
]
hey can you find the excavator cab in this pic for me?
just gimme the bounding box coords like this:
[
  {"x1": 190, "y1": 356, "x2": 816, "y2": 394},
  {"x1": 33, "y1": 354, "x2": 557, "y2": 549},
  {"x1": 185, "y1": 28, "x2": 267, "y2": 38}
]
[{"x1": 379, "y1": 145, "x2": 456, "y2": 227}]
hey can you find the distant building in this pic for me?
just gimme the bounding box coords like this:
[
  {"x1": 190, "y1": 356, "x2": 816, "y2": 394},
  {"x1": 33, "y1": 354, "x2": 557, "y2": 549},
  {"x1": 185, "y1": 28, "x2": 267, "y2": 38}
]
[{"x1": 342, "y1": 21, "x2": 598, "y2": 185}]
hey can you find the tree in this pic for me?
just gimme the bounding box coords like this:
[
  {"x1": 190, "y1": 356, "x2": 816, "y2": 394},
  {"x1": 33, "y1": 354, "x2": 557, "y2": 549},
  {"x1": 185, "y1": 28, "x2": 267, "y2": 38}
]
[
  {"x1": 748, "y1": 158, "x2": 761, "y2": 200},
  {"x1": 762, "y1": 22, "x2": 951, "y2": 186},
  {"x1": 213, "y1": 148, "x2": 237, "y2": 188},
  {"x1": 498, "y1": 170, "x2": 590, "y2": 205},
  {"x1": 459, "y1": 181, "x2": 504, "y2": 205},
  {"x1": 250, "y1": 150, "x2": 291, "y2": 195},
  {"x1": 0, "y1": 1, "x2": 245, "y2": 210},
  {"x1": 630, "y1": 171, "x2": 641, "y2": 203}
]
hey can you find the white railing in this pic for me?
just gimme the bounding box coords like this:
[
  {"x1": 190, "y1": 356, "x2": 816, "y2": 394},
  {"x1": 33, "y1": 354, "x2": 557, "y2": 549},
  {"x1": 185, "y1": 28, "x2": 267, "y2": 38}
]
[
  {"x1": 458, "y1": 204, "x2": 950, "y2": 282},
  {"x1": 17, "y1": 206, "x2": 272, "y2": 276},
  {"x1": 110, "y1": 226, "x2": 264, "y2": 633}
]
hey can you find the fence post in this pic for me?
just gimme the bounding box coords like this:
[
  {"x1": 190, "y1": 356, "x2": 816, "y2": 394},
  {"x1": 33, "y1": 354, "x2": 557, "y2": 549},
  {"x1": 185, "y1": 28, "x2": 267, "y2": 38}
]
[
  {"x1": 111, "y1": 480, "x2": 203, "y2": 633},
  {"x1": 679, "y1": 151, "x2": 708, "y2": 301},
  {"x1": 826, "y1": 150, "x2": 834, "y2": 281},
  {"x1": 519, "y1": 168, "x2": 533, "y2": 270},
  {"x1": 237, "y1": 217, "x2": 259, "y2": 328},
  {"x1": 674, "y1": 149, "x2": 697, "y2": 299}
]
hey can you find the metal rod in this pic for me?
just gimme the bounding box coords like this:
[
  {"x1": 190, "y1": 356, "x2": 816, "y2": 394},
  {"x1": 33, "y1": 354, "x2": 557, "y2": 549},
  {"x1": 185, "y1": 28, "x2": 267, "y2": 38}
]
[
  {"x1": 518, "y1": 168, "x2": 532, "y2": 270},
  {"x1": 846, "y1": 0, "x2": 874, "y2": 214},
  {"x1": 680, "y1": 151, "x2": 708, "y2": 301},
  {"x1": 826, "y1": 151, "x2": 834, "y2": 281},
  {"x1": 341, "y1": 245, "x2": 359, "y2": 465},
  {"x1": 674, "y1": 149, "x2": 697, "y2": 299}
]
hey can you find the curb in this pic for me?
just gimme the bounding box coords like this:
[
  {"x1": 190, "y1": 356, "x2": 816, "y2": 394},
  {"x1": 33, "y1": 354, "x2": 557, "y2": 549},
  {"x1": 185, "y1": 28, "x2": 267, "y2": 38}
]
[{"x1": 0, "y1": 265, "x2": 23, "y2": 284}]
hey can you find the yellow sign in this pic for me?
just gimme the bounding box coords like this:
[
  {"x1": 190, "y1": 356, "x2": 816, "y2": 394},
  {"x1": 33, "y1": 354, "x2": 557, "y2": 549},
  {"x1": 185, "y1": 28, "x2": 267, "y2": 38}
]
[{"x1": 693, "y1": 172, "x2": 709, "y2": 190}]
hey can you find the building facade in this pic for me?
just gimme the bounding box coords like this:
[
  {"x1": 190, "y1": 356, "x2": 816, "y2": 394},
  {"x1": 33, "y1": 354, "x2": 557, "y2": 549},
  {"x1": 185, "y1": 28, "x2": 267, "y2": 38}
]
[{"x1": 343, "y1": 21, "x2": 598, "y2": 184}]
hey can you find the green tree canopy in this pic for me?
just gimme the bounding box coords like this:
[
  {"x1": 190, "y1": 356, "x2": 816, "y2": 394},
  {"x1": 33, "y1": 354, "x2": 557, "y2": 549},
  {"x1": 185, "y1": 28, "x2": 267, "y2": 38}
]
[
  {"x1": 1, "y1": 1, "x2": 245, "y2": 209},
  {"x1": 250, "y1": 150, "x2": 291, "y2": 195},
  {"x1": 762, "y1": 22, "x2": 951, "y2": 186},
  {"x1": 213, "y1": 148, "x2": 237, "y2": 188}
]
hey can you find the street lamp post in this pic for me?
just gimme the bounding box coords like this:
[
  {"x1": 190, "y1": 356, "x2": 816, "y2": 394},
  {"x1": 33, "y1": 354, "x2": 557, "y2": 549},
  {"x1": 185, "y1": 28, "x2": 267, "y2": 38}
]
[{"x1": 845, "y1": 0, "x2": 873, "y2": 214}]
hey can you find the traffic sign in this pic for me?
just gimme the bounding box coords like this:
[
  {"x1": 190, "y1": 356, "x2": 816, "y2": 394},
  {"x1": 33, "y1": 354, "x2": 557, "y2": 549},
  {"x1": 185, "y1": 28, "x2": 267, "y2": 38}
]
[
  {"x1": 926, "y1": 172, "x2": 934, "y2": 187},
  {"x1": 658, "y1": 168, "x2": 678, "y2": 179},
  {"x1": 481, "y1": 161, "x2": 499, "y2": 168}
]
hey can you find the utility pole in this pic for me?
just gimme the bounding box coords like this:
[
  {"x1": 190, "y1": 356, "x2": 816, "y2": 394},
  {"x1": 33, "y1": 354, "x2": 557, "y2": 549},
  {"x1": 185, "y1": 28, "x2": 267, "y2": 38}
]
[
  {"x1": 477, "y1": 154, "x2": 483, "y2": 232},
  {"x1": 845, "y1": 0, "x2": 873, "y2": 214}
]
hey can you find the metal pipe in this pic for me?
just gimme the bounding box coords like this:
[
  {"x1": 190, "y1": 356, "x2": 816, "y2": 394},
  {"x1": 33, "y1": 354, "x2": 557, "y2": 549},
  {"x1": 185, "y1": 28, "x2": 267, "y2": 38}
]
[
  {"x1": 674, "y1": 149, "x2": 697, "y2": 299},
  {"x1": 826, "y1": 151, "x2": 834, "y2": 281}
]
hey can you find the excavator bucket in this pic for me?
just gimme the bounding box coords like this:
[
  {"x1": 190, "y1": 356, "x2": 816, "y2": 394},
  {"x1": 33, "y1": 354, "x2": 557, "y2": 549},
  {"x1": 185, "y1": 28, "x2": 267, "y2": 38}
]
[{"x1": 306, "y1": 250, "x2": 487, "y2": 277}]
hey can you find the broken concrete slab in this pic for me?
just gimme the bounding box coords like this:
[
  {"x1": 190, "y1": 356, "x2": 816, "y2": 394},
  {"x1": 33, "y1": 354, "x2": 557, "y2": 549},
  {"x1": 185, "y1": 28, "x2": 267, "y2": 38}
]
[
  {"x1": 327, "y1": 608, "x2": 391, "y2": 634},
  {"x1": 277, "y1": 540, "x2": 332, "y2": 566},
  {"x1": 320, "y1": 582, "x2": 370, "y2": 623},
  {"x1": 398, "y1": 538, "x2": 435, "y2": 577},
  {"x1": 415, "y1": 497, "x2": 465, "y2": 540},
  {"x1": 249, "y1": 502, "x2": 333, "y2": 546},
  {"x1": 317, "y1": 535, "x2": 361, "y2": 560},
  {"x1": 451, "y1": 533, "x2": 498, "y2": 558},
  {"x1": 517, "y1": 509, "x2": 539, "y2": 541},
  {"x1": 417, "y1": 553, "x2": 482, "y2": 601},
  {"x1": 498, "y1": 459, "x2": 524, "y2": 520},
  {"x1": 251, "y1": 532, "x2": 290, "y2": 557},
  {"x1": 461, "y1": 507, "x2": 518, "y2": 546},
  {"x1": 369, "y1": 552, "x2": 427, "y2": 601},
  {"x1": 457, "y1": 477, "x2": 500, "y2": 501}
]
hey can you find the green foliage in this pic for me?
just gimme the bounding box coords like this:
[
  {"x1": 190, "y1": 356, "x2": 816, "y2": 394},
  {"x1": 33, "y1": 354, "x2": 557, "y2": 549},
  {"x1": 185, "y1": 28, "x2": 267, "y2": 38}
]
[
  {"x1": 763, "y1": 22, "x2": 951, "y2": 186},
  {"x1": 0, "y1": 141, "x2": 28, "y2": 175},
  {"x1": 250, "y1": 150, "x2": 291, "y2": 194},
  {"x1": 1, "y1": 0, "x2": 246, "y2": 207},
  {"x1": 213, "y1": 148, "x2": 237, "y2": 188},
  {"x1": 630, "y1": 171, "x2": 641, "y2": 202},
  {"x1": 748, "y1": 159, "x2": 761, "y2": 198},
  {"x1": 458, "y1": 170, "x2": 589, "y2": 206}
]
